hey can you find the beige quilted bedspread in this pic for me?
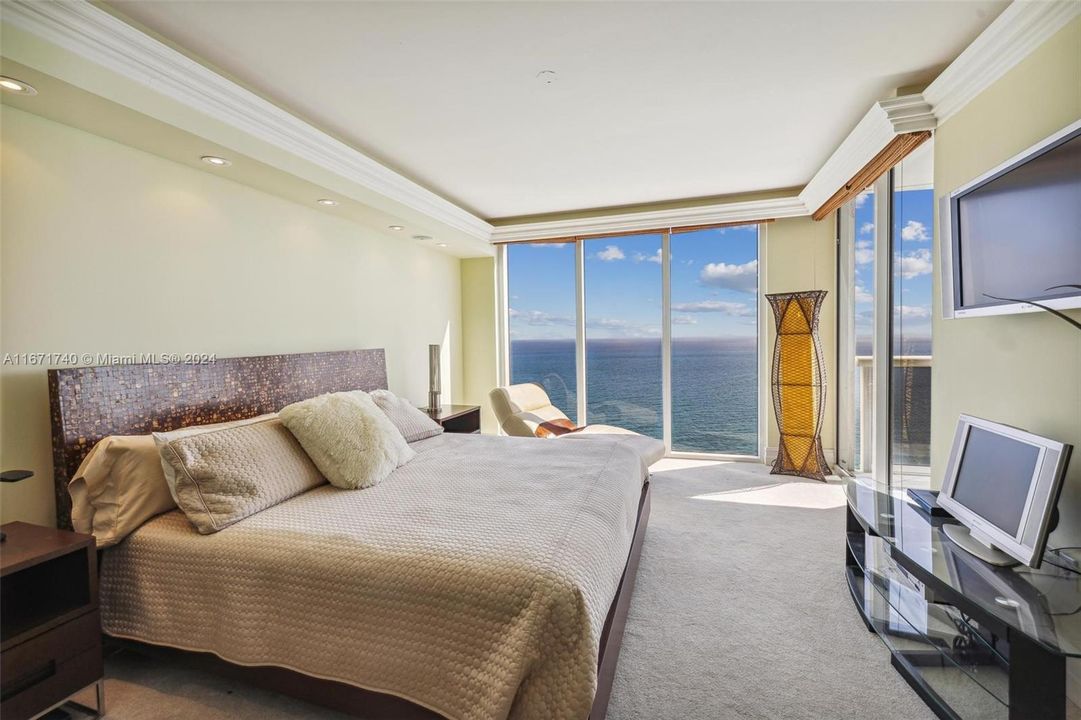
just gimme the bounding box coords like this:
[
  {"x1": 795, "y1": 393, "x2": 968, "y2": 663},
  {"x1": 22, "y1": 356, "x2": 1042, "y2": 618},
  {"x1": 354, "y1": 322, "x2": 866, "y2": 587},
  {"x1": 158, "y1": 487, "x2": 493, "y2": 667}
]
[{"x1": 100, "y1": 433, "x2": 647, "y2": 720}]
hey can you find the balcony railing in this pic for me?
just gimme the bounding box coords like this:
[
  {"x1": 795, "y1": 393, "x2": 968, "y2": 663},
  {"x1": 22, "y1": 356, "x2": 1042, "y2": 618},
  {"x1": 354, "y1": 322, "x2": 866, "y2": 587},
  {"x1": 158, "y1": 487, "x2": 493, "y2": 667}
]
[{"x1": 855, "y1": 355, "x2": 932, "y2": 475}]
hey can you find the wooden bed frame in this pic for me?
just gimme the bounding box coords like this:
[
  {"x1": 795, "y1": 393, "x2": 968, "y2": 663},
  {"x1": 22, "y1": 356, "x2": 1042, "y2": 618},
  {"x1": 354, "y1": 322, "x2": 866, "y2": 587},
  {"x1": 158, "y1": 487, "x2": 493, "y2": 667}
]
[{"x1": 48, "y1": 349, "x2": 650, "y2": 720}]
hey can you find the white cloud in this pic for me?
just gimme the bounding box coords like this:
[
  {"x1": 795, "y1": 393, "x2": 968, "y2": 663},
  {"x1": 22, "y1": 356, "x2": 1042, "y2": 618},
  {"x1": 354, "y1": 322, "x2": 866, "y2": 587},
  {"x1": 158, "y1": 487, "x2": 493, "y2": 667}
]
[
  {"x1": 855, "y1": 240, "x2": 873, "y2": 266},
  {"x1": 895, "y1": 305, "x2": 931, "y2": 319},
  {"x1": 587, "y1": 317, "x2": 660, "y2": 337},
  {"x1": 699, "y1": 259, "x2": 758, "y2": 293},
  {"x1": 859, "y1": 222, "x2": 874, "y2": 236},
  {"x1": 900, "y1": 220, "x2": 929, "y2": 242},
  {"x1": 633, "y1": 248, "x2": 662, "y2": 264},
  {"x1": 855, "y1": 285, "x2": 873, "y2": 304},
  {"x1": 897, "y1": 248, "x2": 932, "y2": 279},
  {"x1": 854, "y1": 190, "x2": 872, "y2": 208},
  {"x1": 671, "y1": 300, "x2": 753, "y2": 316},
  {"x1": 509, "y1": 308, "x2": 575, "y2": 327},
  {"x1": 672, "y1": 316, "x2": 698, "y2": 325},
  {"x1": 594, "y1": 245, "x2": 624, "y2": 261}
]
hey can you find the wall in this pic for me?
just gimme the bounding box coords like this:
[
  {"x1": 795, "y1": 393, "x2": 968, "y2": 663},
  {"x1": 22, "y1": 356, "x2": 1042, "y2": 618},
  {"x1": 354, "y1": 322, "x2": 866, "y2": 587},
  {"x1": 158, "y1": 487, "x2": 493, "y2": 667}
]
[
  {"x1": 460, "y1": 257, "x2": 499, "y2": 433},
  {"x1": 931, "y1": 17, "x2": 1081, "y2": 548},
  {"x1": 0, "y1": 106, "x2": 463, "y2": 526},
  {"x1": 763, "y1": 216, "x2": 838, "y2": 459}
]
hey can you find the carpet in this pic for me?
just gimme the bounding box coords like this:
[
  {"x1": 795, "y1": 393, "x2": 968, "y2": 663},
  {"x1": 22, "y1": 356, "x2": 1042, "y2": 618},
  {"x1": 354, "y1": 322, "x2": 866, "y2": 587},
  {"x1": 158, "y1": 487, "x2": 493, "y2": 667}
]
[{"x1": 69, "y1": 460, "x2": 935, "y2": 720}]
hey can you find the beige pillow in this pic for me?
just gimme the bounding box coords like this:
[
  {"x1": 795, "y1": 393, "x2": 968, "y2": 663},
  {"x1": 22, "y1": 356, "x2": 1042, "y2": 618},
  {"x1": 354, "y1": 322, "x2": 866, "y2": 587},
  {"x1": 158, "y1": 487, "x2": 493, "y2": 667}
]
[
  {"x1": 370, "y1": 389, "x2": 443, "y2": 443},
  {"x1": 279, "y1": 390, "x2": 416, "y2": 490},
  {"x1": 69, "y1": 435, "x2": 176, "y2": 548},
  {"x1": 155, "y1": 415, "x2": 325, "y2": 534}
]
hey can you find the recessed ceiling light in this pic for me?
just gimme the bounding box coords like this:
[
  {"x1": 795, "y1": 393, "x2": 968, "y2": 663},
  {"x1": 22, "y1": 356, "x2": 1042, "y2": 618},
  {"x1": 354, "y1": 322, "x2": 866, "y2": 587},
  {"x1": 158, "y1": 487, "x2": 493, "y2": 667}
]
[
  {"x1": 317, "y1": 199, "x2": 338, "y2": 206},
  {"x1": 200, "y1": 155, "x2": 231, "y2": 167},
  {"x1": 0, "y1": 76, "x2": 37, "y2": 95},
  {"x1": 388, "y1": 225, "x2": 404, "y2": 231},
  {"x1": 412, "y1": 235, "x2": 432, "y2": 241},
  {"x1": 436, "y1": 242, "x2": 448, "y2": 248}
]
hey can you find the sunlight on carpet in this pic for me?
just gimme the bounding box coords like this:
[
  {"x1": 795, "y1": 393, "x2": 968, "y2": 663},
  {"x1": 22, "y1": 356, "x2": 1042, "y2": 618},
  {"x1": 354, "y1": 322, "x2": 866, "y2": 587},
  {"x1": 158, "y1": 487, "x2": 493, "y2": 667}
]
[{"x1": 691, "y1": 480, "x2": 847, "y2": 510}]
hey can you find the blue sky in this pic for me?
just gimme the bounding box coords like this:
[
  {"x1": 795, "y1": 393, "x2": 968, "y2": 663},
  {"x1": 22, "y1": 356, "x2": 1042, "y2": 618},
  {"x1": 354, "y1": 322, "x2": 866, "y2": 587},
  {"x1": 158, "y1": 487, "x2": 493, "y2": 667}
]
[
  {"x1": 508, "y1": 226, "x2": 759, "y2": 340},
  {"x1": 853, "y1": 186, "x2": 934, "y2": 351},
  {"x1": 508, "y1": 185, "x2": 933, "y2": 345}
]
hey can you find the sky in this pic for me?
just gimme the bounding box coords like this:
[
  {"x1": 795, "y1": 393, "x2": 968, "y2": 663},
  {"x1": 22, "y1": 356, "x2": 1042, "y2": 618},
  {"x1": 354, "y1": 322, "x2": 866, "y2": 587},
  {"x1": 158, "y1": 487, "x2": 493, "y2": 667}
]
[
  {"x1": 508, "y1": 226, "x2": 759, "y2": 340},
  {"x1": 508, "y1": 184, "x2": 934, "y2": 347},
  {"x1": 854, "y1": 185, "x2": 935, "y2": 354}
]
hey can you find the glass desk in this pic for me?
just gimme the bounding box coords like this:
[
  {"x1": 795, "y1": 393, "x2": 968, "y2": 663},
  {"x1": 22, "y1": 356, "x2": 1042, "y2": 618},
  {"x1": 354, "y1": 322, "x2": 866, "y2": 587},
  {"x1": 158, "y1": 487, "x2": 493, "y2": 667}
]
[{"x1": 845, "y1": 479, "x2": 1081, "y2": 720}]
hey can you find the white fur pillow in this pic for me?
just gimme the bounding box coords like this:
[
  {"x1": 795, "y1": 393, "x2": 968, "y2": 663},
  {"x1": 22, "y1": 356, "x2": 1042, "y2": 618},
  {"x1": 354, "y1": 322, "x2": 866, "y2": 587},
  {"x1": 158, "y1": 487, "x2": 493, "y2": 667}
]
[{"x1": 279, "y1": 391, "x2": 416, "y2": 489}]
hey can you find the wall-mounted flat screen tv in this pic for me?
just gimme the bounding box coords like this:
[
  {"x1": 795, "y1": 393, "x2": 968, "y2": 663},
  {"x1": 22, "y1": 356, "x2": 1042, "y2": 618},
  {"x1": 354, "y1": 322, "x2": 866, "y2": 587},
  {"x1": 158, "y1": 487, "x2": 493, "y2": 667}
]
[{"x1": 941, "y1": 120, "x2": 1081, "y2": 318}]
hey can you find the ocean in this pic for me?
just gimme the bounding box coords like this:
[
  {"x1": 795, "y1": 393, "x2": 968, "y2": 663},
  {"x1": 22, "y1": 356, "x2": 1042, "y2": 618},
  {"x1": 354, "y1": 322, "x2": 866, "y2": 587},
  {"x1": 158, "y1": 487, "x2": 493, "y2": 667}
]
[
  {"x1": 511, "y1": 338, "x2": 758, "y2": 455},
  {"x1": 512, "y1": 337, "x2": 932, "y2": 464}
]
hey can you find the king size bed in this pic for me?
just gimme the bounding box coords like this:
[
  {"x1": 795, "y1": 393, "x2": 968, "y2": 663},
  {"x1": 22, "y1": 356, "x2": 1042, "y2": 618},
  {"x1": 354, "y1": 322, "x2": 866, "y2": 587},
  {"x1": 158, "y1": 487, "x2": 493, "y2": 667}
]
[{"x1": 48, "y1": 349, "x2": 651, "y2": 720}]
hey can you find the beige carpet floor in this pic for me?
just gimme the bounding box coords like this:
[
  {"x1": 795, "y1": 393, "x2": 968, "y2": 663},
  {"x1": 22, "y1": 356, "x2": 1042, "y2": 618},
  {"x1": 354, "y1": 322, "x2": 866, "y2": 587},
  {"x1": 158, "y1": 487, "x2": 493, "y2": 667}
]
[{"x1": 67, "y1": 460, "x2": 940, "y2": 720}]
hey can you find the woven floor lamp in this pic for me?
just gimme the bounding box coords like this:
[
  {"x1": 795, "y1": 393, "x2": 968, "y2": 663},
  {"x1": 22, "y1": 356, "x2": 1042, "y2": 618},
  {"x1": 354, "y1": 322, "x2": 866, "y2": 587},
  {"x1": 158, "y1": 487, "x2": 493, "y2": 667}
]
[{"x1": 766, "y1": 290, "x2": 830, "y2": 481}]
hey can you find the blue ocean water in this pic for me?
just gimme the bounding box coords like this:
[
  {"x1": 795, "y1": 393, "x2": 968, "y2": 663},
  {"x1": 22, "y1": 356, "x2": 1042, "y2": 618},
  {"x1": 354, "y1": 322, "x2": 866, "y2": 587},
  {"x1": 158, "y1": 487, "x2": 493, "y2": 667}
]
[{"x1": 511, "y1": 338, "x2": 758, "y2": 455}]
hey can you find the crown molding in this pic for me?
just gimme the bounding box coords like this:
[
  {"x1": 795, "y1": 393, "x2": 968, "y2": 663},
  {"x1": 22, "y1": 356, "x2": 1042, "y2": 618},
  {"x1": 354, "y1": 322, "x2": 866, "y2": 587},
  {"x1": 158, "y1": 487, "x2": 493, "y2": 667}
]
[
  {"x1": 798, "y1": 94, "x2": 934, "y2": 216},
  {"x1": 489, "y1": 196, "x2": 808, "y2": 243},
  {"x1": 1, "y1": 0, "x2": 493, "y2": 242},
  {"x1": 924, "y1": 0, "x2": 1081, "y2": 124}
]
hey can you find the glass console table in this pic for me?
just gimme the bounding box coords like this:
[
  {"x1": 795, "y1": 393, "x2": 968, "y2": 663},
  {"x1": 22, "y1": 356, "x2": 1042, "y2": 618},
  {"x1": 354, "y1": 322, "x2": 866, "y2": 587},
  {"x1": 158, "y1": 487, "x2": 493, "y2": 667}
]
[{"x1": 845, "y1": 479, "x2": 1081, "y2": 720}]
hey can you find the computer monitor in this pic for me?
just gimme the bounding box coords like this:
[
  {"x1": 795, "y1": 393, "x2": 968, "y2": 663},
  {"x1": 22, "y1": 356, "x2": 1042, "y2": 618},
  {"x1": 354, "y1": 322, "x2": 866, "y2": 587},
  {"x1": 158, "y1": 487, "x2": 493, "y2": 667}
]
[{"x1": 937, "y1": 415, "x2": 1072, "y2": 568}]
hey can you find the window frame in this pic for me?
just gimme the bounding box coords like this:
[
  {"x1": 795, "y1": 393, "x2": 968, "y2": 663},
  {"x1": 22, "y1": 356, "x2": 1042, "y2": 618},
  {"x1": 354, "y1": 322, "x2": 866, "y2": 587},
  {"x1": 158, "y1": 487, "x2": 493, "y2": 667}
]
[{"x1": 496, "y1": 226, "x2": 767, "y2": 462}]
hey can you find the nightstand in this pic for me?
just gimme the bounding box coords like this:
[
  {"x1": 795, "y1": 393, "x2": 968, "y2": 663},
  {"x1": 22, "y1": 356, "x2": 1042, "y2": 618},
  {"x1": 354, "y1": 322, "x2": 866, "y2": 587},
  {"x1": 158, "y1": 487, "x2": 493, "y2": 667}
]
[
  {"x1": 425, "y1": 405, "x2": 481, "y2": 434},
  {"x1": 1, "y1": 522, "x2": 104, "y2": 720}
]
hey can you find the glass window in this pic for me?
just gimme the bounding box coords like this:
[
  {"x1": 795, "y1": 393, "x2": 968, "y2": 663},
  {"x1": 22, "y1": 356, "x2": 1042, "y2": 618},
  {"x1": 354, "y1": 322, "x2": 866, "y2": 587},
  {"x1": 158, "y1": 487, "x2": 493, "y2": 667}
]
[
  {"x1": 507, "y1": 242, "x2": 578, "y2": 423},
  {"x1": 851, "y1": 188, "x2": 877, "y2": 473},
  {"x1": 670, "y1": 225, "x2": 759, "y2": 454},
  {"x1": 584, "y1": 233, "x2": 663, "y2": 438},
  {"x1": 891, "y1": 140, "x2": 934, "y2": 485}
]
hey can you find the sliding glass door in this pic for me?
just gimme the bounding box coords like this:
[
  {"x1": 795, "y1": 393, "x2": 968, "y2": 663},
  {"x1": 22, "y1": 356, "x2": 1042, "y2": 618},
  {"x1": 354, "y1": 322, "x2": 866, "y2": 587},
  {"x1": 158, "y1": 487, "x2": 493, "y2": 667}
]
[
  {"x1": 669, "y1": 225, "x2": 759, "y2": 454},
  {"x1": 890, "y1": 140, "x2": 934, "y2": 487},
  {"x1": 584, "y1": 234, "x2": 664, "y2": 438},
  {"x1": 837, "y1": 138, "x2": 934, "y2": 487},
  {"x1": 500, "y1": 225, "x2": 762, "y2": 457},
  {"x1": 506, "y1": 241, "x2": 578, "y2": 422}
]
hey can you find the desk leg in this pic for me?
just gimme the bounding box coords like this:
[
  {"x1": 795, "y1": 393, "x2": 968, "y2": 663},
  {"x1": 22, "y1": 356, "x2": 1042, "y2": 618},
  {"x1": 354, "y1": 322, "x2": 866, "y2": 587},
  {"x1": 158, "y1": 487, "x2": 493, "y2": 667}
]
[{"x1": 1010, "y1": 632, "x2": 1064, "y2": 720}]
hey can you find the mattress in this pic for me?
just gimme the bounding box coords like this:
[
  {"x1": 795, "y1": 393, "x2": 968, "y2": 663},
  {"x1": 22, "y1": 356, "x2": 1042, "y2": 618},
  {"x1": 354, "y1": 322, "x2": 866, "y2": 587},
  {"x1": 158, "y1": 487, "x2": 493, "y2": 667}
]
[{"x1": 100, "y1": 432, "x2": 647, "y2": 720}]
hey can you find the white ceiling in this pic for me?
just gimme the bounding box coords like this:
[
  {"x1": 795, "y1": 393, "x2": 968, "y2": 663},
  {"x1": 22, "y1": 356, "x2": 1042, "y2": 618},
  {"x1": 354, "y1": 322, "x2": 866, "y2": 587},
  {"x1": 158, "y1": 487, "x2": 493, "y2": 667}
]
[{"x1": 109, "y1": 1, "x2": 1006, "y2": 220}]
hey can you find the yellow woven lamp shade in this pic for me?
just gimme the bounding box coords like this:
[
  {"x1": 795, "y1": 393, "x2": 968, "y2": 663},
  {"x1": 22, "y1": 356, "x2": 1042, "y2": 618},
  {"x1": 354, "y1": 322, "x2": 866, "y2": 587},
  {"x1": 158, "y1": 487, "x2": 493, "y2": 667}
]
[{"x1": 766, "y1": 290, "x2": 829, "y2": 481}]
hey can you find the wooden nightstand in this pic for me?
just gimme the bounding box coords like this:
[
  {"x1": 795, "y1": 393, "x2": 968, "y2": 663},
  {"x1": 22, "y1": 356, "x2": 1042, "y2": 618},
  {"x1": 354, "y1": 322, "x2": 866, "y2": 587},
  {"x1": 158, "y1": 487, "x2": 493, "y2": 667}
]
[
  {"x1": 1, "y1": 522, "x2": 104, "y2": 720},
  {"x1": 425, "y1": 405, "x2": 481, "y2": 434}
]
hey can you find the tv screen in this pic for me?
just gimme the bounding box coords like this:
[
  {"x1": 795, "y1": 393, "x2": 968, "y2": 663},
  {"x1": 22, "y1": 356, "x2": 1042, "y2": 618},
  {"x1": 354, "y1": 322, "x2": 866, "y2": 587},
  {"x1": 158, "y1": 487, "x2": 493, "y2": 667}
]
[
  {"x1": 951, "y1": 426, "x2": 1041, "y2": 537},
  {"x1": 953, "y1": 129, "x2": 1081, "y2": 311}
]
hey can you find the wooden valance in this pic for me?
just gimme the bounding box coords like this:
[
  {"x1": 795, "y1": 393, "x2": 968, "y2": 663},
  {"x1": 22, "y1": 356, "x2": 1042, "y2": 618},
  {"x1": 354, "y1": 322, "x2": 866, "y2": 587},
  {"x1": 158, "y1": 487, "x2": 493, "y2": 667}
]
[
  {"x1": 493, "y1": 218, "x2": 774, "y2": 245},
  {"x1": 811, "y1": 131, "x2": 931, "y2": 221}
]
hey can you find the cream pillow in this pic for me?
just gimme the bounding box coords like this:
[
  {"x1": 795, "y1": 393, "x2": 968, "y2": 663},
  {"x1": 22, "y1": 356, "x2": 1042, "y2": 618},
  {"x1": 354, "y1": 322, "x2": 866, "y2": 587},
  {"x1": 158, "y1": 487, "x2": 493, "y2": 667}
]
[
  {"x1": 279, "y1": 390, "x2": 416, "y2": 489},
  {"x1": 154, "y1": 414, "x2": 275, "y2": 503},
  {"x1": 370, "y1": 389, "x2": 444, "y2": 443},
  {"x1": 154, "y1": 415, "x2": 325, "y2": 534},
  {"x1": 69, "y1": 435, "x2": 177, "y2": 547}
]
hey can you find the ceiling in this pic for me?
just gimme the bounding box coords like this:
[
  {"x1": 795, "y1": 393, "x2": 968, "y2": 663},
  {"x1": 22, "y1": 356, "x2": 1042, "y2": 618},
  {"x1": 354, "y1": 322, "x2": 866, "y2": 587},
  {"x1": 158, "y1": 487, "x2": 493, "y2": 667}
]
[{"x1": 108, "y1": 1, "x2": 1006, "y2": 220}]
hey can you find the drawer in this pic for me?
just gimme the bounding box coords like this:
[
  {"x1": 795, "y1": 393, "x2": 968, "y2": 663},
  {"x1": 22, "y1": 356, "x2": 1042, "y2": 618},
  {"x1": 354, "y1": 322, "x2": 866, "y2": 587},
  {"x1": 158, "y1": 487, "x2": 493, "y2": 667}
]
[{"x1": 1, "y1": 610, "x2": 102, "y2": 720}]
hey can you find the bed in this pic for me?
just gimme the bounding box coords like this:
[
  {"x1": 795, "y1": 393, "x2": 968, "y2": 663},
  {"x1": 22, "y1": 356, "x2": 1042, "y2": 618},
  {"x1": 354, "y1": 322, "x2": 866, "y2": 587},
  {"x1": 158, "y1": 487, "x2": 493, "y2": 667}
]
[{"x1": 48, "y1": 349, "x2": 651, "y2": 720}]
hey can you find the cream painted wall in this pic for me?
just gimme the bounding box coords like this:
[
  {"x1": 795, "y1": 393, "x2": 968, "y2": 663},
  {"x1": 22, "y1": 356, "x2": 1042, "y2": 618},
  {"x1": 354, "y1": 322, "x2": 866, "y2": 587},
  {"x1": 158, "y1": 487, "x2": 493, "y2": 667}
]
[
  {"x1": 931, "y1": 18, "x2": 1081, "y2": 547},
  {"x1": 460, "y1": 257, "x2": 498, "y2": 433},
  {"x1": 0, "y1": 106, "x2": 463, "y2": 527},
  {"x1": 763, "y1": 216, "x2": 838, "y2": 458}
]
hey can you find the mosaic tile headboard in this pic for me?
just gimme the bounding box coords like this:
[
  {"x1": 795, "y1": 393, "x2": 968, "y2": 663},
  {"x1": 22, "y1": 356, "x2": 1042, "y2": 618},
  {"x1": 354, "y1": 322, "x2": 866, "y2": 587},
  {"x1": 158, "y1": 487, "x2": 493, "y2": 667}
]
[{"x1": 48, "y1": 349, "x2": 388, "y2": 529}]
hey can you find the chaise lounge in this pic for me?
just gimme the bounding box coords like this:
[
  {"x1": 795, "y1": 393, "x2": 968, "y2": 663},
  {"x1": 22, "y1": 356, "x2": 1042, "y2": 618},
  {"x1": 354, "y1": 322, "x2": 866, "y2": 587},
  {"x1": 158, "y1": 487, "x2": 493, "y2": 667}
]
[{"x1": 489, "y1": 383, "x2": 666, "y2": 466}]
